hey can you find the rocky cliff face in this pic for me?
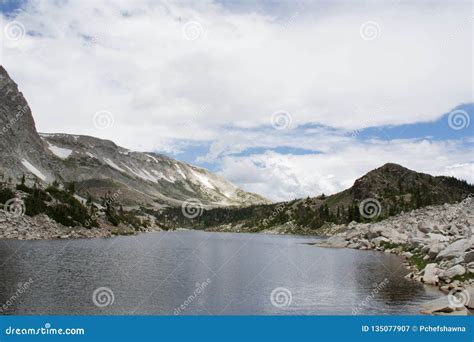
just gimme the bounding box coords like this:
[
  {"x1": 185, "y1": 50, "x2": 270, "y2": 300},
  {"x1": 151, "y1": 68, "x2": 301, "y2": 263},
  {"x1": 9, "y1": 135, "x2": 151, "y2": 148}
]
[
  {"x1": 0, "y1": 67, "x2": 58, "y2": 182},
  {"x1": 0, "y1": 66, "x2": 268, "y2": 207}
]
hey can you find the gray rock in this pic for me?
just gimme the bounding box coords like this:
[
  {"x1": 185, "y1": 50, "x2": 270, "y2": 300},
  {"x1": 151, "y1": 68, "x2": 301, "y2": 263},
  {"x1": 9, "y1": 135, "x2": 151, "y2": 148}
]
[
  {"x1": 420, "y1": 297, "x2": 454, "y2": 314},
  {"x1": 422, "y1": 263, "x2": 441, "y2": 285},
  {"x1": 417, "y1": 221, "x2": 432, "y2": 234},
  {"x1": 318, "y1": 236, "x2": 348, "y2": 248},
  {"x1": 428, "y1": 242, "x2": 446, "y2": 259},
  {"x1": 441, "y1": 265, "x2": 466, "y2": 279},
  {"x1": 465, "y1": 287, "x2": 474, "y2": 309},
  {"x1": 436, "y1": 238, "x2": 473, "y2": 260},
  {"x1": 464, "y1": 251, "x2": 474, "y2": 263},
  {"x1": 467, "y1": 262, "x2": 474, "y2": 274}
]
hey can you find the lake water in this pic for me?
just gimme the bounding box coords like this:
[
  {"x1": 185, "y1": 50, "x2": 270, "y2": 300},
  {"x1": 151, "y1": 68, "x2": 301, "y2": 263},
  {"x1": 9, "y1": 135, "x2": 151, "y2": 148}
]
[{"x1": 0, "y1": 230, "x2": 441, "y2": 315}]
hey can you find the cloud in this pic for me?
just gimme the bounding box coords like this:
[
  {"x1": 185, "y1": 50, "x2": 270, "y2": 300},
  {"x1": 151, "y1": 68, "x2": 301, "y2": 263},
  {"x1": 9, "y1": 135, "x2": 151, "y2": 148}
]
[
  {"x1": 0, "y1": 0, "x2": 472, "y2": 201},
  {"x1": 0, "y1": 0, "x2": 471, "y2": 147}
]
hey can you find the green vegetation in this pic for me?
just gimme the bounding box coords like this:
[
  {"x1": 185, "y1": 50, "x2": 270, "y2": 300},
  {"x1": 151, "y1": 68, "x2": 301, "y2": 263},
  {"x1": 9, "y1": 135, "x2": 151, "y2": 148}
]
[
  {"x1": 0, "y1": 176, "x2": 148, "y2": 230},
  {"x1": 378, "y1": 241, "x2": 404, "y2": 250},
  {"x1": 150, "y1": 168, "x2": 474, "y2": 233},
  {"x1": 0, "y1": 187, "x2": 15, "y2": 205},
  {"x1": 451, "y1": 273, "x2": 474, "y2": 282},
  {"x1": 408, "y1": 254, "x2": 430, "y2": 271}
]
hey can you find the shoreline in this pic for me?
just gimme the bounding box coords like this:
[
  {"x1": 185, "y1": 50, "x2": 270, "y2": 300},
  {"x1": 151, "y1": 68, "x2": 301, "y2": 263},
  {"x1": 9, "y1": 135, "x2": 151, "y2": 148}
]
[
  {"x1": 1, "y1": 212, "x2": 463, "y2": 315},
  {"x1": 311, "y1": 203, "x2": 474, "y2": 315}
]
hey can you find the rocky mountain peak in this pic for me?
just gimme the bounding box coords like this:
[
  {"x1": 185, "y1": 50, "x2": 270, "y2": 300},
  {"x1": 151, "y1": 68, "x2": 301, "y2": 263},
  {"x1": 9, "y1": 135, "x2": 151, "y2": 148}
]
[
  {"x1": 0, "y1": 65, "x2": 54, "y2": 182},
  {"x1": 0, "y1": 66, "x2": 269, "y2": 207}
]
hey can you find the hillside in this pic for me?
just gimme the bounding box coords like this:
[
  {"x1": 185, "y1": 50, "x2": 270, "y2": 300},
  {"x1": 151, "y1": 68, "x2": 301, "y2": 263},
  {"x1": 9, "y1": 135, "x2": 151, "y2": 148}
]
[
  {"x1": 0, "y1": 66, "x2": 268, "y2": 209},
  {"x1": 151, "y1": 163, "x2": 474, "y2": 233}
]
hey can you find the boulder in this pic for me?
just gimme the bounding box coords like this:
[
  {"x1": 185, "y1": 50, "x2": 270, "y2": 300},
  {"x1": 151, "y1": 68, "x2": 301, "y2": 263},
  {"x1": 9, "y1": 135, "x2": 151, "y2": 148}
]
[
  {"x1": 371, "y1": 236, "x2": 390, "y2": 246},
  {"x1": 380, "y1": 229, "x2": 408, "y2": 245},
  {"x1": 426, "y1": 233, "x2": 450, "y2": 243},
  {"x1": 417, "y1": 221, "x2": 433, "y2": 234},
  {"x1": 420, "y1": 297, "x2": 454, "y2": 314},
  {"x1": 441, "y1": 265, "x2": 466, "y2": 279},
  {"x1": 427, "y1": 243, "x2": 446, "y2": 259},
  {"x1": 436, "y1": 238, "x2": 473, "y2": 260},
  {"x1": 467, "y1": 262, "x2": 474, "y2": 274},
  {"x1": 464, "y1": 251, "x2": 474, "y2": 263},
  {"x1": 422, "y1": 263, "x2": 441, "y2": 285},
  {"x1": 465, "y1": 287, "x2": 474, "y2": 309},
  {"x1": 318, "y1": 236, "x2": 348, "y2": 248}
]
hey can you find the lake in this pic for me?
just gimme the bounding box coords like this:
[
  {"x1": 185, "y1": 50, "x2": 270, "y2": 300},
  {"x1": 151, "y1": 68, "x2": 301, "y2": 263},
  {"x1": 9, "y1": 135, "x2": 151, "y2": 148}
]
[{"x1": 0, "y1": 230, "x2": 441, "y2": 315}]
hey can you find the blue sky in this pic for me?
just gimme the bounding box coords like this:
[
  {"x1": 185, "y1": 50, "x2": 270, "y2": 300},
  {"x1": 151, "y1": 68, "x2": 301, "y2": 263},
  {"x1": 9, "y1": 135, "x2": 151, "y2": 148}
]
[{"x1": 0, "y1": 0, "x2": 472, "y2": 200}]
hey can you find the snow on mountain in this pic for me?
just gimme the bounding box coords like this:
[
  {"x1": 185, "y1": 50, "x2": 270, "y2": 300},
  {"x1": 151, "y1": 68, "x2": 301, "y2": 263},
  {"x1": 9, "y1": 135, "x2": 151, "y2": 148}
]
[{"x1": 0, "y1": 66, "x2": 269, "y2": 208}]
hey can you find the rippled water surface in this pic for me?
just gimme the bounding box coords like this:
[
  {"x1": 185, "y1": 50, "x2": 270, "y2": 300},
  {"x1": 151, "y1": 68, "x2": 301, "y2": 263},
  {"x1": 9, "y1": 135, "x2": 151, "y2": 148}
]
[{"x1": 0, "y1": 231, "x2": 441, "y2": 315}]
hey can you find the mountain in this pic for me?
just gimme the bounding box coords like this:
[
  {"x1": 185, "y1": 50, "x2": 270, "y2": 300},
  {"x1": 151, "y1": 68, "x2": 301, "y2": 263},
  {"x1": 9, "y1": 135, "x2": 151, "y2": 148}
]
[
  {"x1": 0, "y1": 66, "x2": 268, "y2": 208},
  {"x1": 152, "y1": 163, "x2": 474, "y2": 233}
]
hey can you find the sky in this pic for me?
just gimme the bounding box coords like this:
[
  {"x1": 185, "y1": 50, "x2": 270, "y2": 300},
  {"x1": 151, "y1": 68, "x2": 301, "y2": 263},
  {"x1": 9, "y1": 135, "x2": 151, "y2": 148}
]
[{"x1": 0, "y1": 0, "x2": 472, "y2": 201}]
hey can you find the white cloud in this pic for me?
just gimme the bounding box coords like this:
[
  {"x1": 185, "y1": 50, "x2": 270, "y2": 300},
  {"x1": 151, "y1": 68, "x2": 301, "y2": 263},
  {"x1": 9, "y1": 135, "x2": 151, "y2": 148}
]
[
  {"x1": 0, "y1": 0, "x2": 471, "y2": 149},
  {"x1": 0, "y1": 1, "x2": 472, "y2": 201}
]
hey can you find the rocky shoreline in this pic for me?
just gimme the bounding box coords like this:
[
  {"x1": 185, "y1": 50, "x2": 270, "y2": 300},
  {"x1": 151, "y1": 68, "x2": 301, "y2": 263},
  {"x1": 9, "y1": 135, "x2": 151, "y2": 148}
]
[
  {"x1": 0, "y1": 209, "x2": 161, "y2": 240},
  {"x1": 2, "y1": 200, "x2": 473, "y2": 315},
  {"x1": 314, "y1": 201, "x2": 474, "y2": 315}
]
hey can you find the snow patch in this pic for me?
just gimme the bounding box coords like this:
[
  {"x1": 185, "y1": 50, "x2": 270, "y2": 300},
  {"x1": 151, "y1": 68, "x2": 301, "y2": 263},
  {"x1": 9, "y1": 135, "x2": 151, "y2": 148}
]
[
  {"x1": 103, "y1": 158, "x2": 126, "y2": 173},
  {"x1": 191, "y1": 170, "x2": 216, "y2": 189},
  {"x1": 146, "y1": 154, "x2": 159, "y2": 163},
  {"x1": 46, "y1": 142, "x2": 73, "y2": 159},
  {"x1": 21, "y1": 159, "x2": 47, "y2": 181},
  {"x1": 175, "y1": 164, "x2": 186, "y2": 179}
]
